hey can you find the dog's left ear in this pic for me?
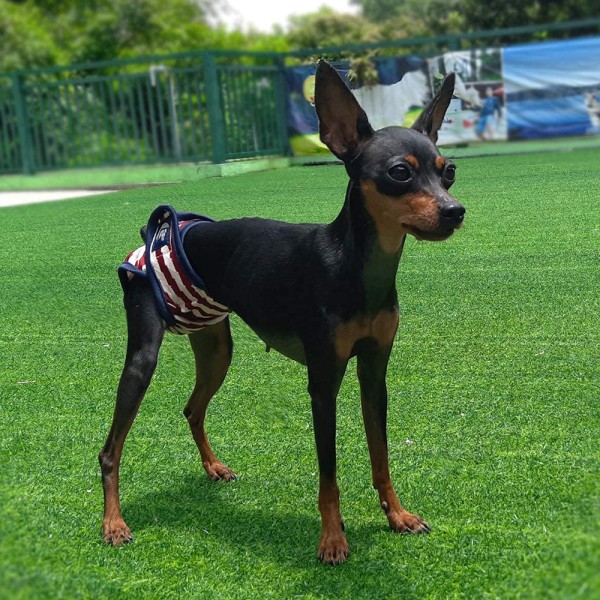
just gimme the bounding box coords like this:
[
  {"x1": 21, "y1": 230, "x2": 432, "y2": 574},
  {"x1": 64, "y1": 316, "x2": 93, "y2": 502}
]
[
  {"x1": 315, "y1": 60, "x2": 374, "y2": 162},
  {"x1": 412, "y1": 73, "x2": 455, "y2": 144}
]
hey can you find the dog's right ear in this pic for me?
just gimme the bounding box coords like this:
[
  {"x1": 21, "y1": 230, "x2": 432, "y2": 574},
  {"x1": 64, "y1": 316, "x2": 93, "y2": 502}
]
[{"x1": 315, "y1": 60, "x2": 374, "y2": 163}]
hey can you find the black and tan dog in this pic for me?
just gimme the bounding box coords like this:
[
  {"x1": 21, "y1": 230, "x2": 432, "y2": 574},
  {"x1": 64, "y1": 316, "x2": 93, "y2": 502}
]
[{"x1": 99, "y1": 60, "x2": 465, "y2": 565}]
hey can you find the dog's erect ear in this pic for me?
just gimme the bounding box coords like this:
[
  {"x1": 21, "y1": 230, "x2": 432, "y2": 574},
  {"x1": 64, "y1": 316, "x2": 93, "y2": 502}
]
[
  {"x1": 315, "y1": 60, "x2": 374, "y2": 162},
  {"x1": 412, "y1": 73, "x2": 455, "y2": 144}
]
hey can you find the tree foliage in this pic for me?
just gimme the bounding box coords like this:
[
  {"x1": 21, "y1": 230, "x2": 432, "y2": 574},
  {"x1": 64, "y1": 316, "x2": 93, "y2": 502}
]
[
  {"x1": 287, "y1": 7, "x2": 381, "y2": 50},
  {"x1": 0, "y1": 1, "x2": 63, "y2": 70},
  {"x1": 0, "y1": 0, "x2": 598, "y2": 72},
  {"x1": 0, "y1": 0, "x2": 288, "y2": 71},
  {"x1": 352, "y1": 0, "x2": 600, "y2": 35},
  {"x1": 462, "y1": 0, "x2": 600, "y2": 31}
]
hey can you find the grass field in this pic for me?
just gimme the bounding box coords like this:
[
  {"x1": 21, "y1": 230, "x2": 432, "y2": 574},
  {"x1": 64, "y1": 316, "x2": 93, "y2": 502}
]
[
  {"x1": 1, "y1": 149, "x2": 599, "y2": 598},
  {"x1": 2, "y1": 136, "x2": 599, "y2": 192}
]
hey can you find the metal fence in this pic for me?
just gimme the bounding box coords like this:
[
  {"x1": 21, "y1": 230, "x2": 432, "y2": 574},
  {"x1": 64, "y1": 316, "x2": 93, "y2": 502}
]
[
  {"x1": 1, "y1": 18, "x2": 599, "y2": 175},
  {"x1": 0, "y1": 51, "x2": 289, "y2": 174}
]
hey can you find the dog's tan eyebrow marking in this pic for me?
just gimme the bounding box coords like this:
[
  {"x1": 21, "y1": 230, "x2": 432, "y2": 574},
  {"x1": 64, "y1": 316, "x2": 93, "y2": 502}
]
[
  {"x1": 435, "y1": 156, "x2": 447, "y2": 171},
  {"x1": 405, "y1": 155, "x2": 419, "y2": 169}
]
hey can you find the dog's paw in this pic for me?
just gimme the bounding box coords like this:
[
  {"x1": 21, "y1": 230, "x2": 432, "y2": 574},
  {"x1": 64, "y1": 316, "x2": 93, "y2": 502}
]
[
  {"x1": 103, "y1": 519, "x2": 133, "y2": 546},
  {"x1": 317, "y1": 530, "x2": 349, "y2": 565},
  {"x1": 203, "y1": 460, "x2": 237, "y2": 482},
  {"x1": 387, "y1": 509, "x2": 431, "y2": 534}
]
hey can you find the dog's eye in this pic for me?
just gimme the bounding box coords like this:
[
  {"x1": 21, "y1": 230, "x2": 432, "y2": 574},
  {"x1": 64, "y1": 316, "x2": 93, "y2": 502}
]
[
  {"x1": 443, "y1": 164, "x2": 456, "y2": 182},
  {"x1": 388, "y1": 164, "x2": 412, "y2": 182}
]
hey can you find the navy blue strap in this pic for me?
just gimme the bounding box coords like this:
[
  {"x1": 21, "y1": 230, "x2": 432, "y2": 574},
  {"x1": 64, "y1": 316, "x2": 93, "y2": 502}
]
[{"x1": 142, "y1": 205, "x2": 215, "y2": 326}]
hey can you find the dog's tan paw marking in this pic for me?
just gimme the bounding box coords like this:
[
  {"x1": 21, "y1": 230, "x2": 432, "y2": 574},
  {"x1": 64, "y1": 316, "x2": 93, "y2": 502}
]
[
  {"x1": 387, "y1": 509, "x2": 431, "y2": 534},
  {"x1": 103, "y1": 519, "x2": 133, "y2": 546},
  {"x1": 317, "y1": 530, "x2": 349, "y2": 565},
  {"x1": 203, "y1": 460, "x2": 237, "y2": 481}
]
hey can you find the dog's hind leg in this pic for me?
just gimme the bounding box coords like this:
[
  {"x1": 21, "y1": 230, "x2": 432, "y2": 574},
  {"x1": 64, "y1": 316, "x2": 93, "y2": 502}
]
[
  {"x1": 99, "y1": 277, "x2": 165, "y2": 546},
  {"x1": 184, "y1": 317, "x2": 236, "y2": 481}
]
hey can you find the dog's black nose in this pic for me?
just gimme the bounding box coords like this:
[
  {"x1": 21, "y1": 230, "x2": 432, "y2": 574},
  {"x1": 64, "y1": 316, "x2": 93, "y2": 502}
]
[{"x1": 440, "y1": 202, "x2": 465, "y2": 228}]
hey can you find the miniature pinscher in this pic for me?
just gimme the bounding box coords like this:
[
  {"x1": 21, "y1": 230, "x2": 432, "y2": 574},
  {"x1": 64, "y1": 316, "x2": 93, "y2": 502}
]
[{"x1": 99, "y1": 60, "x2": 465, "y2": 565}]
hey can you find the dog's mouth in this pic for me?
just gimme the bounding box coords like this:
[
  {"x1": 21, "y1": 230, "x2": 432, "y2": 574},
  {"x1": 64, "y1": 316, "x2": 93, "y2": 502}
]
[{"x1": 404, "y1": 225, "x2": 456, "y2": 242}]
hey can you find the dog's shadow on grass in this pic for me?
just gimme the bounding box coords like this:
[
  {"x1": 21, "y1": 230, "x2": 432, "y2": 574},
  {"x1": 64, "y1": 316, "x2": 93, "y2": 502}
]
[{"x1": 124, "y1": 471, "x2": 384, "y2": 569}]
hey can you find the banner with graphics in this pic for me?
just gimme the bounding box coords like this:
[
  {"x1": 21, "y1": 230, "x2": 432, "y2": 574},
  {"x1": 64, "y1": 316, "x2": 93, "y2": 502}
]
[
  {"x1": 503, "y1": 36, "x2": 600, "y2": 139},
  {"x1": 427, "y1": 48, "x2": 507, "y2": 144},
  {"x1": 285, "y1": 56, "x2": 430, "y2": 155},
  {"x1": 285, "y1": 36, "x2": 600, "y2": 154}
]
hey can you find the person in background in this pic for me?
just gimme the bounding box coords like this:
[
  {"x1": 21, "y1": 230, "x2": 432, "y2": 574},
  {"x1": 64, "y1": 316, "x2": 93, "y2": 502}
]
[{"x1": 476, "y1": 86, "x2": 502, "y2": 140}]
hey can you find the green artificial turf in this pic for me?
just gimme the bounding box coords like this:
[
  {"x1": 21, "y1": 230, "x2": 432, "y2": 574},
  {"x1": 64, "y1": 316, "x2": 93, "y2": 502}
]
[
  {"x1": 2, "y1": 135, "x2": 598, "y2": 192},
  {"x1": 0, "y1": 163, "x2": 199, "y2": 190},
  {"x1": 1, "y1": 150, "x2": 598, "y2": 598},
  {"x1": 0, "y1": 157, "x2": 291, "y2": 191}
]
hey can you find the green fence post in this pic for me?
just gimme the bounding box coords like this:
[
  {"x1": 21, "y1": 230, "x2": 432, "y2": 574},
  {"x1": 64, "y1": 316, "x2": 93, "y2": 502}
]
[
  {"x1": 11, "y1": 73, "x2": 35, "y2": 175},
  {"x1": 202, "y1": 52, "x2": 226, "y2": 164},
  {"x1": 274, "y1": 56, "x2": 291, "y2": 156}
]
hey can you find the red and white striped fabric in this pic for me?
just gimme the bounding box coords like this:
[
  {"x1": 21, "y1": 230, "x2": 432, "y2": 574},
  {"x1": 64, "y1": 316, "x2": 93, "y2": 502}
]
[{"x1": 123, "y1": 218, "x2": 230, "y2": 335}]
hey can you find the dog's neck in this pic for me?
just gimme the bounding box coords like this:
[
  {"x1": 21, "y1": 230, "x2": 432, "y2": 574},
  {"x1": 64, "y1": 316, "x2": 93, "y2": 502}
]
[{"x1": 329, "y1": 180, "x2": 404, "y2": 315}]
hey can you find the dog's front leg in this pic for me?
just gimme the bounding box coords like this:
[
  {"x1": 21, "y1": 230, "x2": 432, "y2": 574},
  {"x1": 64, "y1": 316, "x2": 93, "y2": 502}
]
[
  {"x1": 357, "y1": 343, "x2": 431, "y2": 535},
  {"x1": 306, "y1": 349, "x2": 349, "y2": 565}
]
